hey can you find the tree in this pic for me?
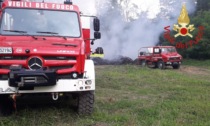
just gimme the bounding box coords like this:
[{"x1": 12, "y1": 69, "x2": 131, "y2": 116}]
[{"x1": 196, "y1": 0, "x2": 210, "y2": 11}]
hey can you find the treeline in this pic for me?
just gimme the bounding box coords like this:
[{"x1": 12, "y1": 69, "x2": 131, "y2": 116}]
[{"x1": 160, "y1": 0, "x2": 210, "y2": 59}]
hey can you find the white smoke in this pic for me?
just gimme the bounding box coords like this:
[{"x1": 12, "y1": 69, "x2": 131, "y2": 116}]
[
  {"x1": 94, "y1": 0, "x2": 197, "y2": 59},
  {"x1": 32, "y1": 0, "x2": 196, "y2": 60}
]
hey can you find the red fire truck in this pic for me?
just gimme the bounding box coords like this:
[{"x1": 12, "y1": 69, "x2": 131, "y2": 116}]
[
  {"x1": 138, "y1": 46, "x2": 182, "y2": 69},
  {"x1": 0, "y1": 0, "x2": 101, "y2": 115}
]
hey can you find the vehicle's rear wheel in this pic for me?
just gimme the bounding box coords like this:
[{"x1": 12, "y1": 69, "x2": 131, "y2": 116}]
[
  {"x1": 0, "y1": 95, "x2": 15, "y2": 116},
  {"x1": 157, "y1": 61, "x2": 165, "y2": 69},
  {"x1": 78, "y1": 91, "x2": 94, "y2": 115},
  {"x1": 172, "y1": 64, "x2": 180, "y2": 69}
]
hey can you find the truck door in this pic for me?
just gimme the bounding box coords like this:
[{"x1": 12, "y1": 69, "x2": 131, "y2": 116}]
[{"x1": 152, "y1": 47, "x2": 162, "y2": 61}]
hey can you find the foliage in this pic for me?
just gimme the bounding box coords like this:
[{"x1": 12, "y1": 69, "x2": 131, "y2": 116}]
[
  {"x1": 160, "y1": 0, "x2": 210, "y2": 59},
  {"x1": 196, "y1": 0, "x2": 210, "y2": 11}
]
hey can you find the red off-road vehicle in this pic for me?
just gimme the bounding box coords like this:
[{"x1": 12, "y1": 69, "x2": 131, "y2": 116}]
[{"x1": 138, "y1": 46, "x2": 182, "y2": 69}]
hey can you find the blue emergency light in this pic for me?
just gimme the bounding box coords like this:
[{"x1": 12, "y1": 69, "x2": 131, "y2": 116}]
[{"x1": 64, "y1": 0, "x2": 72, "y2": 4}]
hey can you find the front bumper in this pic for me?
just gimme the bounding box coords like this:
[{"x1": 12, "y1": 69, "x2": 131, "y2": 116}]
[
  {"x1": 0, "y1": 78, "x2": 95, "y2": 94},
  {"x1": 9, "y1": 68, "x2": 56, "y2": 87},
  {"x1": 0, "y1": 60, "x2": 95, "y2": 94},
  {"x1": 166, "y1": 61, "x2": 181, "y2": 65}
]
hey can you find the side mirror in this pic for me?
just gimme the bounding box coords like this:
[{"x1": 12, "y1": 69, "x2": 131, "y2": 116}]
[
  {"x1": 93, "y1": 17, "x2": 100, "y2": 31},
  {"x1": 94, "y1": 31, "x2": 101, "y2": 39},
  {"x1": 0, "y1": 0, "x2": 3, "y2": 9}
]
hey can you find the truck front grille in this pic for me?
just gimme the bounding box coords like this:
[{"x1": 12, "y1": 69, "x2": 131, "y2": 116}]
[
  {"x1": 0, "y1": 56, "x2": 29, "y2": 60},
  {"x1": 0, "y1": 75, "x2": 8, "y2": 80},
  {"x1": 48, "y1": 65, "x2": 74, "y2": 71},
  {"x1": 169, "y1": 57, "x2": 180, "y2": 60},
  {"x1": 0, "y1": 56, "x2": 77, "y2": 79},
  {"x1": 43, "y1": 56, "x2": 76, "y2": 60}
]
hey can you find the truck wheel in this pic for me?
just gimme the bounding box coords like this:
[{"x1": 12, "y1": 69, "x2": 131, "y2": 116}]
[
  {"x1": 172, "y1": 64, "x2": 180, "y2": 69},
  {"x1": 78, "y1": 91, "x2": 94, "y2": 115},
  {"x1": 140, "y1": 60, "x2": 146, "y2": 67},
  {"x1": 154, "y1": 63, "x2": 158, "y2": 68},
  {"x1": 157, "y1": 61, "x2": 165, "y2": 69},
  {"x1": 0, "y1": 95, "x2": 15, "y2": 116}
]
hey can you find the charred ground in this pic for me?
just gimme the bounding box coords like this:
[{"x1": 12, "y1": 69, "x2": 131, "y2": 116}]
[{"x1": 92, "y1": 56, "x2": 138, "y2": 65}]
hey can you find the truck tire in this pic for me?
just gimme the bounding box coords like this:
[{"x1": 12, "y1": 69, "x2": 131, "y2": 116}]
[
  {"x1": 172, "y1": 64, "x2": 180, "y2": 69},
  {"x1": 78, "y1": 91, "x2": 94, "y2": 115},
  {"x1": 157, "y1": 61, "x2": 165, "y2": 69},
  {"x1": 0, "y1": 95, "x2": 15, "y2": 116}
]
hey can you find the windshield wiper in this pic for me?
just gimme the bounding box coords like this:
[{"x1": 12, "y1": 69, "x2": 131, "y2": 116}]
[
  {"x1": 52, "y1": 43, "x2": 77, "y2": 47},
  {"x1": 36, "y1": 31, "x2": 58, "y2": 35},
  {"x1": 4, "y1": 30, "x2": 38, "y2": 40},
  {"x1": 4, "y1": 29, "x2": 27, "y2": 33},
  {"x1": 36, "y1": 31, "x2": 67, "y2": 40}
]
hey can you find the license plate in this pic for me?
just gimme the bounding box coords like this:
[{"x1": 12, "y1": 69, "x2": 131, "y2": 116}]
[{"x1": 0, "y1": 47, "x2": 12, "y2": 54}]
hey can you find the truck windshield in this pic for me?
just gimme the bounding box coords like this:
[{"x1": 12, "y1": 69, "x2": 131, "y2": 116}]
[
  {"x1": 0, "y1": 8, "x2": 81, "y2": 37},
  {"x1": 161, "y1": 47, "x2": 177, "y2": 53}
]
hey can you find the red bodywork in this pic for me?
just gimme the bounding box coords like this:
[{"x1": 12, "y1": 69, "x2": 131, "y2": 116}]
[
  {"x1": 83, "y1": 28, "x2": 91, "y2": 57},
  {"x1": 0, "y1": 0, "x2": 91, "y2": 77},
  {"x1": 138, "y1": 46, "x2": 182, "y2": 68}
]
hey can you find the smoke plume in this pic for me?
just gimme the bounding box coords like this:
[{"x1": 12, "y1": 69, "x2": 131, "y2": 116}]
[
  {"x1": 94, "y1": 0, "x2": 197, "y2": 59},
  {"x1": 33, "y1": 0, "x2": 196, "y2": 60}
]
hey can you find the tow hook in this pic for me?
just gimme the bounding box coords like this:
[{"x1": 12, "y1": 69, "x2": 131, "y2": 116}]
[
  {"x1": 52, "y1": 93, "x2": 59, "y2": 100},
  {"x1": 11, "y1": 94, "x2": 20, "y2": 110}
]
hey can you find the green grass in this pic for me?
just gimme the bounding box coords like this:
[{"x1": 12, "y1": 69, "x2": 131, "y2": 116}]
[
  {"x1": 1, "y1": 63, "x2": 210, "y2": 126},
  {"x1": 183, "y1": 59, "x2": 210, "y2": 68}
]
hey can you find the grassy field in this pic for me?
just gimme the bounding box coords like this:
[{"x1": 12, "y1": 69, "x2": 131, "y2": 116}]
[
  {"x1": 1, "y1": 60, "x2": 210, "y2": 126},
  {"x1": 182, "y1": 59, "x2": 210, "y2": 69}
]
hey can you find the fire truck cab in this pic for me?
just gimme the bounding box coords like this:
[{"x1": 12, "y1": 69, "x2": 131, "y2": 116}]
[{"x1": 0, "y1": 0, "x2": 101, "y2": 115}]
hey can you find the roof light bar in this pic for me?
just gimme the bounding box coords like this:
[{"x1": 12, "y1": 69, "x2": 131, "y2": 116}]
[{"x1": 64, "y1": 0, "x2": 72, "y2": 5}]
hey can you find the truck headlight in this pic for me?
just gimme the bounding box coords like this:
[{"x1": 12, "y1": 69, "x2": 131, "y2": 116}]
[{"x1": 85, "y1": 80, "x2": 92, "y2": 85}]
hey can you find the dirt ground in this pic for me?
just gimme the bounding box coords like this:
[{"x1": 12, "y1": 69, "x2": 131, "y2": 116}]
[{"x1": 179, "y1": 65, "x2": 210, "y2": 76}]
